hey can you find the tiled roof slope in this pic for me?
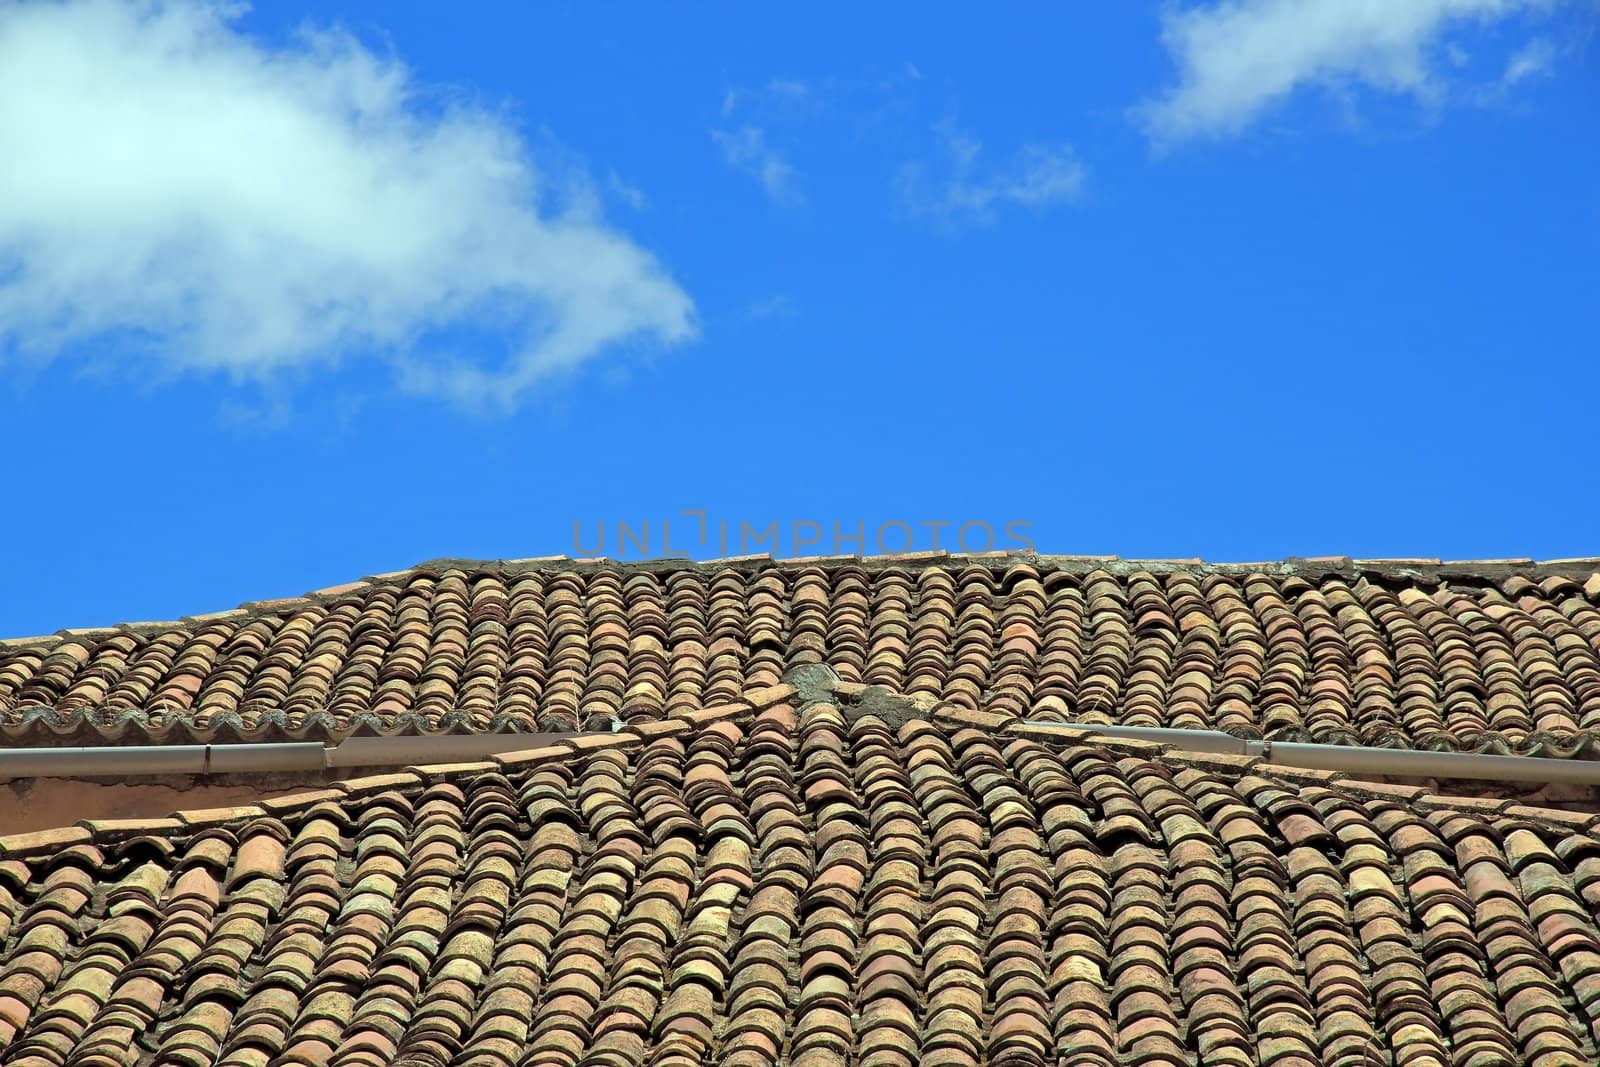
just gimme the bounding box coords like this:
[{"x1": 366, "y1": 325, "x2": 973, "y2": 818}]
[
  {"x1": 3, "y1": 554, "x2": 1600, "y2": 754},
  {"x1": 5, "y1": 689, "x2": 1600, "y2": 1066}
]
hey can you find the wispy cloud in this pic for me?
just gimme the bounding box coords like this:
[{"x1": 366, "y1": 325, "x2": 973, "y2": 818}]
[
  {"x1": 1502, "y1": 36, "x2": 1557, "y2": 84},
  {"x1": 743, "y1": 294, "x2": 798, "y2": 322},
  {"x1": 606, "y1": 169, "x2": 649, "y2": 211},
  {"x1": 1137, "y1": 0, "x2": 1565, "y2": 146},
  {"x1": 896, "y1": 126, "x2": 1085, "y2": 230},
  {"x1": 721, "y1": 76, "x2": 814, "y2": 118},
  {"x1": 711, "y1": 126, "x2": 803, "y2": 205},
  {"x1": 764, "y1": 78, "x2": 811, "y2": 103},
  {"x1": 0, "y1": 0, "x2": 694, "y2": 413},
  {"x1": 713, "y1": 67, "x2": 931, "y2": 213}
]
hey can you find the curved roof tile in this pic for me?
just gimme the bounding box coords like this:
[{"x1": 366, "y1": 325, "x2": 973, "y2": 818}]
[
  {"x1": 2, "y1": 688, "x2": 1600, "y2": 1064},
  {"x1": 2, "y1": 554, "x2": 1599, "y2": 753}
]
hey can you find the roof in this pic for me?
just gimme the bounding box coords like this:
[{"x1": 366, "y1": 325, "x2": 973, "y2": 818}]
[
  {"x1": 3, "y1": 553, "x2": 1600, "y2": 754},
  {"x1": 3, "y1": 684, "x2": 1600, "y2": 1067}
]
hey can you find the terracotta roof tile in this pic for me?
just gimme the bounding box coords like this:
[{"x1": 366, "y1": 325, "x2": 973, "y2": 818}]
[
  {"x1": 0, "y1": 826, "x2": 92, "y2": 859},
  {"x1": 1, "y1": 687, "x2": 1599, "y2": 1063},
  {"x1": 6, "y1": 555, "x2": 1600, "y2": 758}
]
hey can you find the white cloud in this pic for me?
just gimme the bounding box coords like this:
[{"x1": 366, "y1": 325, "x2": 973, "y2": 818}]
[
  {"x1": 0, "y1": 0, "x2": 694, "y2": 412},
  {"x1": 765, "y1": 78, "x2": 811, "y2": 102},
  {"x1": 605, "y1": 169, "x2": 649, "y2": 211},
  {"x1": 897, "y1": 127, "x2": 1085, "y2": 229},
  {"x1": 1502, "y1": 36, "x2": 1557, "y2": 83},
  {"x1": 711, "y1": 126, "x2": 803, "y2": 205},
  {"x1": 1139, "y1": 0, "x2": 1559, "y2": 145},
  {"x1": 721, "y1": 77, "x2": 814, "y2": 118},
  {"x1": 743, "y1": 294, "x2": 798, "y2": 322}
]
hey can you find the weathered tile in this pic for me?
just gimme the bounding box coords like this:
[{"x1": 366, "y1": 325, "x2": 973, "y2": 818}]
[
  {"x1": 3, "y1": 683, "x2": 1596, "y2": 1063},
  {"x1": 0, "y1": 555, "x2": 1594, "y2": 760}
]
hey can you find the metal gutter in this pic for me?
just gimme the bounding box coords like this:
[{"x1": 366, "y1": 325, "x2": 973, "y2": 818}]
[
  {"x1": 0, "y1": 732, "x2": 602, "y2": 780},
  {"x1": 0, "y1": 743, "x2": 327, "y2": 779},
  {"x1": 1021, "y1": 722, "x2": 1600, "y2": 787},
  {"x1": 7, "y1": 721, "x2": 1600, "y2": 788}
]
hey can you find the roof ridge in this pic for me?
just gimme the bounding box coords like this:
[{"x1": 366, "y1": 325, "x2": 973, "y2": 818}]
[{"x1": 5, "y1": 551, "x2": 1599, "y2": 650}]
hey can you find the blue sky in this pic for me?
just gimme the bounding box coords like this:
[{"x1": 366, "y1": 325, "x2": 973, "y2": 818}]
[{"x1": 0, "y1": 0, "x2": 1596, "y2": 636}]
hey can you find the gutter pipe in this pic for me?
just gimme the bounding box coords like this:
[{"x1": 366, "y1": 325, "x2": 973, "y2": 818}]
[
  {"x1": 4, "y1": 723, "x2": 1600, "y2": 787},
  {"x1": 0, "y1": 732, "x2": 596, "y2": 780},
  {"x1": 0, "y1": 743, "x2": 326, "y2": 778},
  {"x1": 1021, "y1": 721, "x2": 1600, "y2": 787}
]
